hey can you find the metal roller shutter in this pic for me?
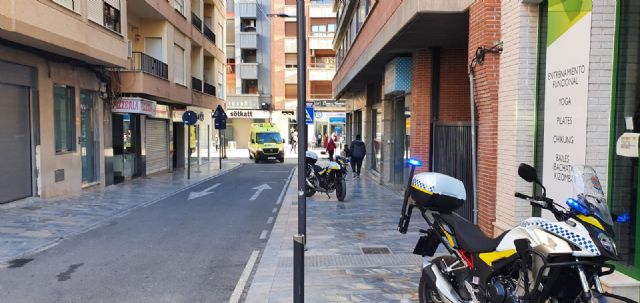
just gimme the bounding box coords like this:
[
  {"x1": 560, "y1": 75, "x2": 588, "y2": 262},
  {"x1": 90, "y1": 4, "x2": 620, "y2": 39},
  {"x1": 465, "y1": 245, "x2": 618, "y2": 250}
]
[{"x1": 146, "y1": 119, "x2": 169, "y2": 175}]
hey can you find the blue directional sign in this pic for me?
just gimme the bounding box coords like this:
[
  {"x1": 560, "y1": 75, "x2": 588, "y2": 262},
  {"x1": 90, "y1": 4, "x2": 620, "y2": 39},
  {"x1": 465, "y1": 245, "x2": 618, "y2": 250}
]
[
  {"x1": 305, "y1": 104, "x2": 314, "y2": 125},
  {"x1": 182, "y1": 110, "x2": 198, "y2": 125}
]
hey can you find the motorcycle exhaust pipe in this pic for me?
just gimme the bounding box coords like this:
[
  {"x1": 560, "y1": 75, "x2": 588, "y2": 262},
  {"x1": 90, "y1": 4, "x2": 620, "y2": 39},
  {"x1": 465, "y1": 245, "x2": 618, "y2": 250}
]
[{"x1": 423, "y1": 263, "x2": 463, "y2": 303}]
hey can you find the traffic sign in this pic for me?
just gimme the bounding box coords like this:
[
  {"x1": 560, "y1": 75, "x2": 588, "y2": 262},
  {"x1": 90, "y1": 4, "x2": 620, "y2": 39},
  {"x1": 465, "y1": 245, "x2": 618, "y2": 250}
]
[
  {"x1": 213, "y1": 105, "x2": 227, "y2": 130},
  {"x1": 213, "y1": 105, "x2": 227, "y2": 119},
  {"x1": 182, "y1": 110, "x2": 198, "y2": 125},
  {"x1": 305, "y1": 104, "x2": 314, "y2": 125}
]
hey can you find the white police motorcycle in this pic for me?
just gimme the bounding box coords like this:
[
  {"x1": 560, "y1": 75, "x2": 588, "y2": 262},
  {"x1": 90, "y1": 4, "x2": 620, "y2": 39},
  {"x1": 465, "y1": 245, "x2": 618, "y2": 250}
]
[{"x1": 399, "y1": 160, "x2": 634, "y2": 303}]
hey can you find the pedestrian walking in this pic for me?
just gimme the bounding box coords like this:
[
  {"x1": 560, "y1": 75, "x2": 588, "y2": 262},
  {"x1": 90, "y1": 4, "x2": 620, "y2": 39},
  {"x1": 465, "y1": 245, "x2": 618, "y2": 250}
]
[
  {"x1": 323, "y1": 133, "x2": 329, "y2": 149},
  {"x1": 350, "y1": 134, "x2": 366, "y2": 178},
  {"x1": 290, "y1": 130, "x2": 298, "y2": 153},
  {"x1": 326, "y1": 137, "x2": 336, "y2": 161},
  {"x1": 316, "y1": 133, "x2": 322, "y2": 148}
]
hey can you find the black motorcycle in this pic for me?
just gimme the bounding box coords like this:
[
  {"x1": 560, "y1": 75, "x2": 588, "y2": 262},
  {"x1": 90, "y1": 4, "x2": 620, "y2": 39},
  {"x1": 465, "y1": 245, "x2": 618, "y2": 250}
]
[{"x1": 304, "y1": 151, "x2": 348, "y2": 201}]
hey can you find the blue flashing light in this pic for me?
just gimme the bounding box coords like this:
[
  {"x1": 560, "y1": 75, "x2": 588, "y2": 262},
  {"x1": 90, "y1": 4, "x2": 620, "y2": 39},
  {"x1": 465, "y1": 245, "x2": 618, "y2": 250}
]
[
  {"x1": 566, "y1": 198, "x2": 591, "y2": 216},
  {"x1": 616, "y1": 212, "x2": 631, "y2": 223},
  {"x1": 407, "y1": 158, "x2": 423, "y2": 167}
]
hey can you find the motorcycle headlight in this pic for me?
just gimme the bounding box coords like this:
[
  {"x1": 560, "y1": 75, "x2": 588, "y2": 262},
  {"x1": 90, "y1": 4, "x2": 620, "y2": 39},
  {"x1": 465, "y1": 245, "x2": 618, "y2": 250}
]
[{"x1": 597, "y1": 232, "x2": 617, "y2": 256}]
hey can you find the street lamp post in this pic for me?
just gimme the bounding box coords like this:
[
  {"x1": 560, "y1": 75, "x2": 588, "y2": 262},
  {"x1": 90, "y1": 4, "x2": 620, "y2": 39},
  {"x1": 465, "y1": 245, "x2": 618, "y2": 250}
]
[{"x1": 268, "y1": 5, "x2": 306, "y2": 301}]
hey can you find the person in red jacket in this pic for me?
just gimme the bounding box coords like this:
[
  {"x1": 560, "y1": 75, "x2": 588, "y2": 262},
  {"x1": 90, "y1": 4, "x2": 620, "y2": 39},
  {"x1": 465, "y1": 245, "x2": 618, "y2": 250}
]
[{"x1": 326, "y1": 138, "x2": 336, "y2": 161}]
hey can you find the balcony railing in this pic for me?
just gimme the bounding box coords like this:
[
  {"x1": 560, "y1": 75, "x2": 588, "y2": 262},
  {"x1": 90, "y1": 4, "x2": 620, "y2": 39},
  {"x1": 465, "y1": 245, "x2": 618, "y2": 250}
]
[
  {"x1": 310, "y1": 93, "x2": 333, "y2": 100},
  {"x1": 192, "y1": 77, "x2": 203, "y2": 92},
  {"x1": 191, "y1": 12, "x2": 202, "y2": 31},
  {"x1": 131, "y1": 52, "x2": 168, "y2": 80},
  {"x1": 204, "y1": 82, "x2": 216, "y2": 96},
  {"x1": 204, "y1": 25, "x2": 216, "y2": 44}
]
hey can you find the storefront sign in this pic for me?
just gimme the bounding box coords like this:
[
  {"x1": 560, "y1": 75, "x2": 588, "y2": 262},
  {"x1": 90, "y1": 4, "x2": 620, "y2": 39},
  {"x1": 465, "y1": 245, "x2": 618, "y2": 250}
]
[
  {"x1": 228, "y1": 110, "x2": 270, "y2": 119},
  {"x1": 172, "y1": 109, "x2": 186, "y2": 122},
  {"x1": 542, "y1": 1, "x2": 592, "y2": 202},
  {"x1": 329, "y1": 117, "x2": 346, "y2": 123},
  {"x1": 113, "y1": 97, "x2": 156, "y2": 116},
  {"x1": 617, "y1": 133, "x2": 640, "y2": 158},
  {"x1": 153, "y1": 105, "x2": 170, "y2": 120},
  {"x1": 313, "y1": 100, "x2": 345, "y2": 108}
]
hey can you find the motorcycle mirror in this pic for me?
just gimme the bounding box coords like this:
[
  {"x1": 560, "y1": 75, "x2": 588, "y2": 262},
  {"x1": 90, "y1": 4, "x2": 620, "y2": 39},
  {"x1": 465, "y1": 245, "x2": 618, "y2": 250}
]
[{"x1": 518, "y1": 163, "x2": 540, "y2": 184}]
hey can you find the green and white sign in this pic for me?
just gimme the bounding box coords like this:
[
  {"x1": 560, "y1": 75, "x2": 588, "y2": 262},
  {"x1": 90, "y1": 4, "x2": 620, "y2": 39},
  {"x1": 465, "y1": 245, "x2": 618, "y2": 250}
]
[{"x1": 542, "y1": 0, "x2": 592, "y2": 203}]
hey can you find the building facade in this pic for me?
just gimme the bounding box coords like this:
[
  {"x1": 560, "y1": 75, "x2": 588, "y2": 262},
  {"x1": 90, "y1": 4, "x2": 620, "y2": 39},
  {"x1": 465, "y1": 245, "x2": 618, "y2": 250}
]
[
  {"x1": 334, "y1": 0, "x2": 640, "y2": 296},
  {"x1": 225, "y1": 0, "x2": 341, "y2": 151},
  {"x1": 0, "y1": 0, "x2": 226, "y2": 201}
]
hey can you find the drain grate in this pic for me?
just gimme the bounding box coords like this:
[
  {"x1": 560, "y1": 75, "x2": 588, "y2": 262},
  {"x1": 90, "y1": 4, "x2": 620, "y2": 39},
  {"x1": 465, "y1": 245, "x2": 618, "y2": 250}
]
[{"x1": 361, "y1": 246, "x2": 391, "y2": 255}]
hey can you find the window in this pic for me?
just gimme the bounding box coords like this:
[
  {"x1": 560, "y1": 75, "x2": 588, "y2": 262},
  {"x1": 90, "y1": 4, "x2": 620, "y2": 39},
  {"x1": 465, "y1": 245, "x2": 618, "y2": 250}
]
[
  {"x1": 241, "y1": 49, "x2": 257, "y2": 63},
  {"x1": 241, "y1": 18, "x2": 257, "y2": 32},
  {"x1": 285, "y1": 22, "x2": 297, "y2": 37},
  {"x1": 242, "y1": 79, "x2": 258, "y2": 94},
  {"x1": 54, "y1": 85, "x2": 76, "y2": 153},
  {"x1": 103, "y1": 2, "x2": 121, "y2": 32},
  {"x1": 52, "y1": 0, "x2": 79, "y2": 13},
  {"x1": 174, "y1": 44, "x2": 185, "y2": 85},
  {"x1": 174, "y1": 0, "x2": 184, "y2": 15},
  {"x1": 328, "y1": 24, "x2": 336, "y2": 32},
  {"x1": 285, "y1": 53, "x2": 298, "y2": 68},
  {"x1": 217, "y1": 71, "x2": 224, "y2": 99}
]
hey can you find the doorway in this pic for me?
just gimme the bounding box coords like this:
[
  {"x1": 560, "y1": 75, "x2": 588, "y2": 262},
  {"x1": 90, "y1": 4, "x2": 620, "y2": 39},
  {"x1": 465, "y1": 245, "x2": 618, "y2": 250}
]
[
  {"x1": 112, "y1": 113, "x2": 141, "y2": 183},
  {"x1": 80, "y1": 90, "x2": 100, "y2": 184}
]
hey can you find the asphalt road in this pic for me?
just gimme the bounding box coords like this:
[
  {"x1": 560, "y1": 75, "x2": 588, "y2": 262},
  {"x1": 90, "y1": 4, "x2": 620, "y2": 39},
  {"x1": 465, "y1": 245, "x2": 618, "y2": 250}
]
[{"x1": 0, "y1": 162, "x2": 295, "y2": 303}]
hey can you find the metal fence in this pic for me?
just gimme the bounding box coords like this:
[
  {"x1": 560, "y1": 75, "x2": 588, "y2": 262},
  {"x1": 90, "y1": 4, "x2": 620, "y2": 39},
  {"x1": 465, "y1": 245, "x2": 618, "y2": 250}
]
[
  {"x1": 431, "y1": 122, "x2": 476, "y2": 222},
  {"x1": 131, "y1": 52, "x2": 168, "y2": 80}
]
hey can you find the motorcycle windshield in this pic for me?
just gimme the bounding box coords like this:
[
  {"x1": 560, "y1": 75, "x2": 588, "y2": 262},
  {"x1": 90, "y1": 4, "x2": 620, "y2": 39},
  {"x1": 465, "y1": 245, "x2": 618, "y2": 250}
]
[{"x1": 571, "y1": 165, "x2": 613, "y2": 226}]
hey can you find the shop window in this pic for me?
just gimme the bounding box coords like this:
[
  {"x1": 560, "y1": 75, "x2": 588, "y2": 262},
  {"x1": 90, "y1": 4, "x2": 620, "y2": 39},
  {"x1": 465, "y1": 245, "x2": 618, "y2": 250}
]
[
  {"x1": 609, "y1": 0, "x2": 640, "y2": 278},
  {"x1": 54, "y1": 85, "x2": 76, "y2": 153}
]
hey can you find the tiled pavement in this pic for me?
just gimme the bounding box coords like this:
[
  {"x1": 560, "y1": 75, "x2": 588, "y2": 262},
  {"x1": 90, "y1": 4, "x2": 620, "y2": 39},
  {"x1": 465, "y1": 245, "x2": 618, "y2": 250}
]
[
  {"x1": 0, "y1": 160, "x2": 241, "y2": 265},
  {"x1": 245, "y1": 171, "x2": 429, "y2": 303}
]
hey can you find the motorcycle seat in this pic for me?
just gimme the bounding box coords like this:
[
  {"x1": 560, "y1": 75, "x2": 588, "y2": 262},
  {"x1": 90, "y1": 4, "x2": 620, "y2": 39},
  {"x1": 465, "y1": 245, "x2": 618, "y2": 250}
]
[{"x1": 438, "y1": 213, "x2": 506, "y2": 253}]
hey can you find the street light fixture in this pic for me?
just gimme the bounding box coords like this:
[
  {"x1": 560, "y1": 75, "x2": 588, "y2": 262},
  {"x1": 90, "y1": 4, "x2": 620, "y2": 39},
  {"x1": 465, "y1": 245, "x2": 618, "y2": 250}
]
[{"x1": 270, "y1": 3, "x2": 306, "y2": 303}]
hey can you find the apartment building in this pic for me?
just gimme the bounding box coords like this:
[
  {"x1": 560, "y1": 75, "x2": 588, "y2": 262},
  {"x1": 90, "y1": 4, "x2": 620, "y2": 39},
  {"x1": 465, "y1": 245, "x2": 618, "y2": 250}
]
[
  {"x1": 224, "y1": 0, "x2": 339, "y2": 150},
  {"x1": 114, "y1": 0, "x2": 226, "y2": 184},
  {"x1": 0, "y1": 0, "x2": 129, "y2": 201},
  {"x1": 0, "y1": 0, "x2": 225, "y2": 202}
]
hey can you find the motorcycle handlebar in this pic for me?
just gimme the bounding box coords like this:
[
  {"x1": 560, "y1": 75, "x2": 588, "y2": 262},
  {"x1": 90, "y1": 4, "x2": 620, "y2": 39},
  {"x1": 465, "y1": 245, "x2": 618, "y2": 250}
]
[{"x1": 514, "y1": 192, "x2": 548, "y2": 208}]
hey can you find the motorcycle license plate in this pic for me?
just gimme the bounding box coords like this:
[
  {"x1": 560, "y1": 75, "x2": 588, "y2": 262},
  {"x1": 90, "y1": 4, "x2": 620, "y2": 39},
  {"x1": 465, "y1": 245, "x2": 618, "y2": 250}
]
[
  {"x1": 268, "y1": 157, "x2": 276, "y2": 160},
  {"x1": 413, "y1": 229, "x2": 440, "y2": 257}
]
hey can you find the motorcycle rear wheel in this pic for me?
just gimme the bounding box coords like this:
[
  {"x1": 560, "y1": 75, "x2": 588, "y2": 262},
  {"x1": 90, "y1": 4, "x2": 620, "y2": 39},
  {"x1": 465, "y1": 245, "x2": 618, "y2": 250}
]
[
  {"x1": 419, "y1": 273, "x2": 443, "y2": 303},
  {"x1": 336, "y1": 178, "x2": 346, "y2": 201},
  {"x1": 305, "y1": 186, "x2": 316, "y2": 197}
]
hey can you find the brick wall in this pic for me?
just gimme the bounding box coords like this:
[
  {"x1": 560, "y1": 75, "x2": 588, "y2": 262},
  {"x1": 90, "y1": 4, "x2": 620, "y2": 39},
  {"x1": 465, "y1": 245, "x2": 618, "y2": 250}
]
[
  {"x1": 410, "y1": 49, "x2": 433, "y2": 172},
  {"x1": 495, "y1": 0, "x2": 539, "y2": 234},
  {"x1": 468, "y1": 0, "x2": 501, "y2": 235},
  {"x1": 586, "y1": 0, "x2": 616, "y2": 193},
  {"x1": 439, "y1": 48, "x2": 471, "y2": 123}
]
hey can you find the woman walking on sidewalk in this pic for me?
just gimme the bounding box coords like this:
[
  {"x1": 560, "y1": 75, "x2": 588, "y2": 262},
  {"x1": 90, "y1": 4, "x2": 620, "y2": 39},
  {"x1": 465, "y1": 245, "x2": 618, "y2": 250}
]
[
  {"x1": 326, "y1": 138, "x2": 336, "y2": 161},
  {"x1": 350, "y1": 134, "x2": 366, "y2": 178}
]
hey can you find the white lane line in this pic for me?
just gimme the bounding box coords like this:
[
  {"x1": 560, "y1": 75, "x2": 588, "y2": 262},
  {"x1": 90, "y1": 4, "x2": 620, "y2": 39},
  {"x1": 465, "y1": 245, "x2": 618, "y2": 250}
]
[
  {"x1": 267, "y1": 217, "x2": 274, "y2": 224},
  {"x1": 229, "y1": 250, "x2": 260, "y2": 303},
  {"x1": 272, "y1": 207, "x2": 278, "y2": 213},
  {"x1": 259, "y1": 230, "x2": 268, "y2": 240},
  {"x1": 276, "y1": 168, "x2": 295, "y2": 205}
]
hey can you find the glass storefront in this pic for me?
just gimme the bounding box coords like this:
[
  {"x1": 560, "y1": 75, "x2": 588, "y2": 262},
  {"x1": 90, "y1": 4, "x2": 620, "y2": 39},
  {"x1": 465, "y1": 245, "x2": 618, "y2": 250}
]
[
  {"x1": 372, "y1": 108, "x2": 382, "y2": 172},
  {"x1": 609, "y1": 0, "x2": 640, "y2": 278},
  {"x1": 80, "y1": 91, "x2": 99, "y2": 184}
]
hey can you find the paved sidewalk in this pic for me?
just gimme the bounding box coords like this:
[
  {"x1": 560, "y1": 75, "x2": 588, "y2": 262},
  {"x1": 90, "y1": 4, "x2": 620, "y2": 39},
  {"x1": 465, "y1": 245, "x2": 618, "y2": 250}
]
[
  {"x1": 0, "y1": 160, "x2": 241, "y2": 265},
  {"x1": 245, "y1": 171, "x2": 425, "y2": 302}
]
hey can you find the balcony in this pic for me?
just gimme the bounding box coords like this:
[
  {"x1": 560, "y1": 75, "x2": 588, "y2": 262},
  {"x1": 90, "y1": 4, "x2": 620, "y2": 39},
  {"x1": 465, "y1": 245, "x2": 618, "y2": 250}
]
[
  {"x1": 309, "y1": 4, "x2": 334, "y2": 18},
  {"x1": 131, "y1": 52, "x2": 168, "y2": 80},
  {"x1": 192, "y1": 77, "x2": 203, "y2": 92},
  {"x1": 309, "y1": 63, "x2": 336, "y2": 81},
  {"x1": 284, "y1": 5, "x2": 297, "y2": 19},
  {"x1": 204, "y1": 24, "x2": 216, "y2": 44},
  {"x1": 226, "y1": 94, "x2": 265, "y2": 109},
  {"x1": 237, "y1": 1, "x2": 257, "y2": 18},
  {"x1": 204, "y1": 82, "x2": 216, "y2": 96},
  {"x1": 238, "y1": 63, "x2": 259, "y2": 79},
  {"x1": 309, "y1": 37, "x2": 333, "y2": 49},
  {"x1": 239, "y1": 32, "x2": 258, "y2": 49},
  {"x1": 284, "y1": 68, "x2": 297, "y2": 84},
  {"x1": 284, "y1": 38, "x2": 297, "y2": 53},
  {"x1": 192, "y1": 12, "x2": 202, "y2": 31}
]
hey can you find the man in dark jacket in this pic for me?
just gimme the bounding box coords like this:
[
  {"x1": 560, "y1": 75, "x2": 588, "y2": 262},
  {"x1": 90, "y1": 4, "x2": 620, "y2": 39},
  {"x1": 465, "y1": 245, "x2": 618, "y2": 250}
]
[{"x1": 350, "y1": 134, "x2": 366, "y2": 178}]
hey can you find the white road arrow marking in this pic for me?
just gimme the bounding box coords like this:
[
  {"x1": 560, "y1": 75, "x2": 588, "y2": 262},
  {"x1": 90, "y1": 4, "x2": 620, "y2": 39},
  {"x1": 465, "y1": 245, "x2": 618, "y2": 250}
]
[
  {"x1": 188, "y1": 183, "x2": 221, "y2": 200},
  {"x1": 249, "y1": 184, "x2": 272, "y2": 200}
]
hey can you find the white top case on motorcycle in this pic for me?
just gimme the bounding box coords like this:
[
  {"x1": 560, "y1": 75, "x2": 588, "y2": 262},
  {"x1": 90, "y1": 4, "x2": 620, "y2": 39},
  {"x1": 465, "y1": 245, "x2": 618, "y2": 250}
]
[{"x1": 410, "y1": 173, "x2": 466, "y2": 213}]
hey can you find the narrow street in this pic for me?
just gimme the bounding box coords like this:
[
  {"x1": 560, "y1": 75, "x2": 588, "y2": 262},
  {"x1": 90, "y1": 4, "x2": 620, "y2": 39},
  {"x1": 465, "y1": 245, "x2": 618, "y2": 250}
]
[{"x1": 0, "y1": 163, "x2": 294, "y2": 303}]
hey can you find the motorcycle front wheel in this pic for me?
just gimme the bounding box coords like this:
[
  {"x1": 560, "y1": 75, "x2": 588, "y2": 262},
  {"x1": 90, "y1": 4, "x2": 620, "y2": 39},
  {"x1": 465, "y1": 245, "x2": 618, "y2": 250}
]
[
  {"x1": 419, "y1": 274, "x2": 443, "y2": 303},
  {"x1": 336, "y1": 178, "x2": 346, "y2": 201}
]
